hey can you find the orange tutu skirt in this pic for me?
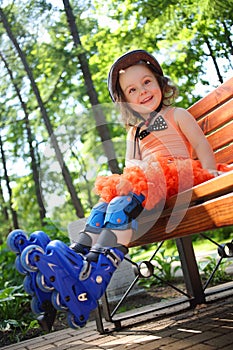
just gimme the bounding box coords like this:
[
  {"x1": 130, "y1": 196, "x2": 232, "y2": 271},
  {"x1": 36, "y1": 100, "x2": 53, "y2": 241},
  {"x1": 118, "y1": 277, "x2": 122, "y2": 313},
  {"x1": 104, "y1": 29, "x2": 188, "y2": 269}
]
[{"x1": 94, "y1": 157, "x2": 231, "y2": 210}]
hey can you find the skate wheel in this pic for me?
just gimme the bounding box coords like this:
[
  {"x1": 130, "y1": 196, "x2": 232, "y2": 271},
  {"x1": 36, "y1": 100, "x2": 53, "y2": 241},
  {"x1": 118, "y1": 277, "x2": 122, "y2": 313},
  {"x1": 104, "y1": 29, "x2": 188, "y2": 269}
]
[
  {"x1": 31, "y1": 296, "x2": 43, "y2": 314},
  {"x1": 23, "y1": 275, "x2": 35, "y2": 296},
  {"x1": 29, "y1": 231, "x2": 50, "y2": 248},
  {"x1": 36, "y1": 272, "x2": 54, "y2": 292},
  {"x1": 15, "y1": 255, "x2": 27, "y2": 275},
  {"x1": 51, "y1": 291, "x2": 68, "y2": 311},
  {"x1": 7, "y1": 229, "x2": 28, "y2": 253},
  {"x1": 21, "y1": 245, "x2": 44, "y2": 272},
  {"x1": 67, "y1": 312, "x2": 86, "y2": 329}
]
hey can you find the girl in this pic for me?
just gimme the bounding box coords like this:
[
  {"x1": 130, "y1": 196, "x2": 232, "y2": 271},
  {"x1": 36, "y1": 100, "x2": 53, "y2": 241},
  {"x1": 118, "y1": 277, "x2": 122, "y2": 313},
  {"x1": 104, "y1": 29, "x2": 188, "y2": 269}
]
[
  {"x1": 11, "y1": 50, "x2": 228, "y2": 328},
  {"x1": 86, "y1": 49, "x2": 219, "y2": 249}
]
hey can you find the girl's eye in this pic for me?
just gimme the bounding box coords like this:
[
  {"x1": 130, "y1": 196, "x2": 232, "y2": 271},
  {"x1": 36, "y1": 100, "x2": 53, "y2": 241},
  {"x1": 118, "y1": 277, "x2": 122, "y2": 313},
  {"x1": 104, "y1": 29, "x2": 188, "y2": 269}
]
[
  {"x1": 144, "y1": 79, "x2": 151, "y2": 85},
  {"x1": 128, "y1": 87, "x2": 136, "y2": 94}
]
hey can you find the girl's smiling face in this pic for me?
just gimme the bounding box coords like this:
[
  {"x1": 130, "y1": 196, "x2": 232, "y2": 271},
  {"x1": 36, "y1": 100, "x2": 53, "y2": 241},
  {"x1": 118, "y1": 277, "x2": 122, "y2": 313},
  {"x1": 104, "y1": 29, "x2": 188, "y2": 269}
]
[{"x1": 119, "y1": 63, "x2": 162, "y2": 118}]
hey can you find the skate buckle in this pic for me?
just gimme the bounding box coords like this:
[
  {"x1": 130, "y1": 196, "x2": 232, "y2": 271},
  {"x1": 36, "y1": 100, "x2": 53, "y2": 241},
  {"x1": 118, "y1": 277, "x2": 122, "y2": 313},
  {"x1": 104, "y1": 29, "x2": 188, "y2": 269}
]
[
  {"x1": 107, "y1": 249, "x2": 121, "y2": 268},
  {"x1": 79, "y1": 260, "x2": 91, "y2": 281}
]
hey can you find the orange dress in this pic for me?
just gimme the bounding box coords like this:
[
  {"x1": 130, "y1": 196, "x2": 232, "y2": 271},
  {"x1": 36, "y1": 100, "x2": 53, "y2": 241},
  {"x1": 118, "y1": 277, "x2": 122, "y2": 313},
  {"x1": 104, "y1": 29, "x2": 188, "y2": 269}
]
[{"x1": 95, "y1": 108, "x2": 230, "y2": 210}]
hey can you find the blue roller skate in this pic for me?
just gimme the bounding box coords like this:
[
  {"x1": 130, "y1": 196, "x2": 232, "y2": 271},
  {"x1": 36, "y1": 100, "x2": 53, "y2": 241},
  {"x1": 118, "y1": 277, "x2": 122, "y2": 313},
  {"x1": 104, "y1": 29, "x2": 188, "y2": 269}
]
[
  {"x1": 20, "y1": 239, "x2": 126, "y2": 328},
  {"x1": 7, "y1": 229, "x2": 57, "y2": 331}
]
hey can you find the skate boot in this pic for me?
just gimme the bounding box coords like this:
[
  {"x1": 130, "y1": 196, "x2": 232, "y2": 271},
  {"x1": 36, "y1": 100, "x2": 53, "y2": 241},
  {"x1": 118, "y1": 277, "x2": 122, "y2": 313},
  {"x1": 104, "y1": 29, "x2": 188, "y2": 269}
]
[
  {"x1": 19, "y1": 238, "x2": 126, "y2": 328},
  {"x1": 7, "y1": 229, "x2": 56, "y2": 331}
]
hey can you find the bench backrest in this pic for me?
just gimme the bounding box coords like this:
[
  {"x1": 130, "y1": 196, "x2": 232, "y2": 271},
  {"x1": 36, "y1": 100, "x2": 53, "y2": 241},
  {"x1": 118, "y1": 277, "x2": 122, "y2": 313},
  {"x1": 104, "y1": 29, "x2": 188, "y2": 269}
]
[{"x1": 188, "y1": 77, "x2": 233, "y2": 165}]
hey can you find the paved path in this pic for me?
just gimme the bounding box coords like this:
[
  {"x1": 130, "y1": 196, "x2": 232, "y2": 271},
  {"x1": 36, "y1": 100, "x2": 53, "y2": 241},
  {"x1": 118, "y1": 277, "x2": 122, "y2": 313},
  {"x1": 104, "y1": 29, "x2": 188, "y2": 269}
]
[{"x1": 2, "y1": 294, "x2": 233, "y2": 350}]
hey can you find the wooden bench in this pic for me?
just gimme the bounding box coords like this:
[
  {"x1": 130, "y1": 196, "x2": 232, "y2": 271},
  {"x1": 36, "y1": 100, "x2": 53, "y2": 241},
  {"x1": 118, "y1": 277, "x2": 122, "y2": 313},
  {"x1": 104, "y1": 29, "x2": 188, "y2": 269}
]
[
  {"x1": 129, "y1": 76, "x2": 233, "y2": 247},
  {"x1": 69, "y1": 77, "x2": 233, "y2": 333}
]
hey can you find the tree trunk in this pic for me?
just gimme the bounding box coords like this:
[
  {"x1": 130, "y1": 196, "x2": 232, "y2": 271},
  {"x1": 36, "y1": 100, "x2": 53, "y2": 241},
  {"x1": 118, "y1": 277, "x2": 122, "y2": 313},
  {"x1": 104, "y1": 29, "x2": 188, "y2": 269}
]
[
  {"x1": 63, "y1": 0, "x2": 121, "y2": 175},
  {"x1": 223, "y1": 21, "x2": 233, "y2": 57},
  {"x1": 0, "y1": 8, "x2": 84, "y2": 218},
  {"x1": 204, "y1": 36, "x2": 223, "y2": 84},
  {"x1": 0, "y1": 51, "x2": 47, "y2": 225},
  {"x1": 0, "y1": 178, "x2": 9, "y2": 222},
  {"x1": 71, "y1": 149, "x2": 94, "y2": 208},
  {"x1": 0, "y1": 134, "x2": 19, "y2": 229}
]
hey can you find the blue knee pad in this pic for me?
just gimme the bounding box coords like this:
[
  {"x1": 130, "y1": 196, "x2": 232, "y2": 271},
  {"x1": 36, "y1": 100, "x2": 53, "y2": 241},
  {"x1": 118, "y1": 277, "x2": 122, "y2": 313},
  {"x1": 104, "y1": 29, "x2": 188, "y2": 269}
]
[
  {"x1": 85, "y1": 202, "x2": 108, "y2": 233},
  {"x1": 104, "y1": 192, "x2": 145, "y2": 230}
]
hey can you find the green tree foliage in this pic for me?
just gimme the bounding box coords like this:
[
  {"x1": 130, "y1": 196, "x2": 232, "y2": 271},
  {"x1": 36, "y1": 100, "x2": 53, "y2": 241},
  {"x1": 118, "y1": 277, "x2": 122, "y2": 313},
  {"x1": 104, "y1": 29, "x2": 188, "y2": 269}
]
[
  {"x1": 91, "y1": 0, "x2": 232, "y2": 104},
  {"x1": 0, "y1": 0, "x2": 232, "y2": 234}
]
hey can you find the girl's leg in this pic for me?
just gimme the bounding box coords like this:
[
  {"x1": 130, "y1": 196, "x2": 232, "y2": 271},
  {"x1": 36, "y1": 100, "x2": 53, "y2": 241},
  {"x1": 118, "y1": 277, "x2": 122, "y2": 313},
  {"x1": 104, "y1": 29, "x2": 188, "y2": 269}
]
[
  {"x1": 85, "y1": 192, "x2": 144, "y2": 262},
  {"x1": 70, "y1": 201, "x2": 108, "y2": 254}
]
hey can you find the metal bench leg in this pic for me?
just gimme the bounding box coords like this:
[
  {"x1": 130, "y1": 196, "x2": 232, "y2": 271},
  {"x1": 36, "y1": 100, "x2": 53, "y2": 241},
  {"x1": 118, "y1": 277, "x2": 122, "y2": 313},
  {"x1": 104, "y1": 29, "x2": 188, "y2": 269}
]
[
  {"x1": 176, "y1": 236, "x2": 205, "y2": 307},
  {"x1": 95, "y1": 292, "x2": 122, "y2": 334},
  {"x1": 94, "y1": 300, "x2": 106, "y2": 334}
]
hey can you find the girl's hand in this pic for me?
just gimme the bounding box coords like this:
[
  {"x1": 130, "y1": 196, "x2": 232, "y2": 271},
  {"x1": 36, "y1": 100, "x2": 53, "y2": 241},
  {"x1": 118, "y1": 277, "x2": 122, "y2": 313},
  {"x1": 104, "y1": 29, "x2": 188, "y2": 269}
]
[{"x1": 208, "y1": 169, "x2": 223, "y2": 177}]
